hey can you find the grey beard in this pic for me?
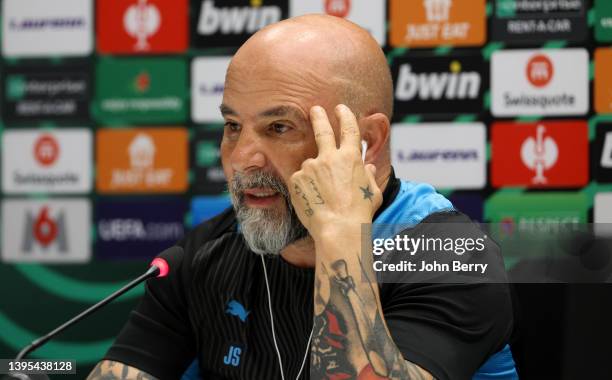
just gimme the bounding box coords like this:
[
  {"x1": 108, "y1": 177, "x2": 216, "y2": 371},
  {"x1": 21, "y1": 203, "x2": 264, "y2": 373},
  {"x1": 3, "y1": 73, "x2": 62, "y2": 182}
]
[{"x1": 229, "y1": 171, "x2": 308, "y2": 256}]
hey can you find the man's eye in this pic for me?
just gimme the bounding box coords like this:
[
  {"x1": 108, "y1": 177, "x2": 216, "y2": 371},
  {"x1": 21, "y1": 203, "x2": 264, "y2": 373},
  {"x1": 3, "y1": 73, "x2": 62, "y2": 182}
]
[
  {"x1": 224, "y1": 121, "x2": 240, "y2": 132},
  {"x1": 270, "y1": 123, "x2": 290, "y2": 134}
]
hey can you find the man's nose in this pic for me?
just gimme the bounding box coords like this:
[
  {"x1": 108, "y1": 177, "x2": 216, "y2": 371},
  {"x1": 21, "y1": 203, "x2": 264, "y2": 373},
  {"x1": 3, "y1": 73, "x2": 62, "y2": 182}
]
[{"x1": 230, "y1": 127, "x2": 266, "y2": 173}]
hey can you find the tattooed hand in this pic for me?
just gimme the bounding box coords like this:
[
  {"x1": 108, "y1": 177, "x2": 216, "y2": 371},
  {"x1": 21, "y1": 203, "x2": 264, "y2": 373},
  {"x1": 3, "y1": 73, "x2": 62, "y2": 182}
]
[{"x1": 288, "y1": 104, "x2": 382, "y2": 243}]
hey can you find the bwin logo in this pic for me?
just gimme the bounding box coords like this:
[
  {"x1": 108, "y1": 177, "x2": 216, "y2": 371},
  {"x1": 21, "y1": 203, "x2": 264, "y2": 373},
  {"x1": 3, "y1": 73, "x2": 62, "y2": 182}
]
[
  {"x1": 226, "y1": 300, "x2": 250, "y2": 322},
  {"x1": 395, "y1": 60, "x2": 481, "y2": 101},
  {"x1": 198, "y1": 0, "x2": 281, "y2": 35}
]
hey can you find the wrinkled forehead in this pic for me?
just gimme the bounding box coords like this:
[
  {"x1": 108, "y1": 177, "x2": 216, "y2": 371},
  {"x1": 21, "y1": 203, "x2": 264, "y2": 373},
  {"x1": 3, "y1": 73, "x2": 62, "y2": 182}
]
[{"x1": 222, "y1": 52, "x2": 344, "y2": 119}]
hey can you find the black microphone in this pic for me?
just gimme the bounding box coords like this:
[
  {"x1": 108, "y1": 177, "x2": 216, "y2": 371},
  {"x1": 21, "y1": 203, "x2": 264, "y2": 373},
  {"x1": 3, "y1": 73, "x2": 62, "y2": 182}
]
[{"x1": 14, "y1": 246, "x2": 184, "y2": 361}]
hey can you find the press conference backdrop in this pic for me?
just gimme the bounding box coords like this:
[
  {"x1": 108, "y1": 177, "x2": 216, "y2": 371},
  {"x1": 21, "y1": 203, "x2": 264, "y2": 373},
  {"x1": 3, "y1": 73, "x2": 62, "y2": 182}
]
[{"x1": 0, "y1": 0, "x2": 612, "y2": 378}]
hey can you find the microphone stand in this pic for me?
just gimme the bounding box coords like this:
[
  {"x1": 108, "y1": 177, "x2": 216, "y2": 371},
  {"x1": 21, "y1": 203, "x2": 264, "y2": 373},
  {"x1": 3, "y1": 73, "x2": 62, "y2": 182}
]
[{"x1": 16, "y1": 265, "x2": 159, "y2": 360}]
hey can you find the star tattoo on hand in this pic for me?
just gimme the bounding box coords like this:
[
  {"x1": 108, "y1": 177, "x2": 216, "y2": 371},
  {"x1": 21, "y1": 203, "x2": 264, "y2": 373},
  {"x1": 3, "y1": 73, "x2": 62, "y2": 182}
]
[{"x1": 360, "y1": 185, "x2": 374, "y2": 202}]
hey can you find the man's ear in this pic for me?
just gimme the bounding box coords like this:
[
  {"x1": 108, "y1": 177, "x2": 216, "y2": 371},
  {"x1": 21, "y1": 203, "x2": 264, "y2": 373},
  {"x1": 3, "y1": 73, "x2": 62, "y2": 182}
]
[{"x1": 359, "y1": 113, "x2": 390, "y2": 164}]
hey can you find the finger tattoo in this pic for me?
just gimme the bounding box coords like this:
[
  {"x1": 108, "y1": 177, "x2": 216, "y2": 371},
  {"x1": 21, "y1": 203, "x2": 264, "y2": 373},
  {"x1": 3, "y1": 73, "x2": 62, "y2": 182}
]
[
  {"x1": 295, "y1": 184, "x2": 315, "y2": 216},
  {"x1": 308, "y1": 178, "x2": 325, "y2": 205}
]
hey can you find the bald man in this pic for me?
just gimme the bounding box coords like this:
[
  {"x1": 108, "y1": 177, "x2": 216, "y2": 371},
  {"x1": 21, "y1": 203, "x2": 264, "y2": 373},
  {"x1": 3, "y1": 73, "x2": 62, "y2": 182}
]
[{"x1": 89, "y1": 15, "x2": 517, "y2": 380}]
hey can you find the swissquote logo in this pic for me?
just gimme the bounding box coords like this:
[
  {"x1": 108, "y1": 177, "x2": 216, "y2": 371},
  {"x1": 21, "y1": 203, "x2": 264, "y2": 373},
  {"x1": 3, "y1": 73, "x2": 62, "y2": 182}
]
[
  {"x1": 392, "y1": 54, "x2": 485, "y2": 115},
  {"x1": 491, "y1": 121, "x2": 588, "y2": 188},
  {"x1": 96, "y1": 0, "x2": 187, "y2": 54},
  {"x1": 491, "y1": 48, "x2": 588, "y2": 116},
  {"x1": 1, "y1": 199, "x2": 91, "y2": 263},
  {"x1": 35, "y1": 135, "x2": 60, "y2": 166},
  {"x1": 96, "y1": 128, "x2": 188, "y2": 193},
  {"x1": 526, "y1": 54, "x2": 553, "y2": 87},
  {"x1": 194, "y1": 0, "x2": 286, "y2": 47},
  {"x1": 2, "y1": 0, "x2": 93, "y2": 57},
  {"x1": 289, "y1": 0, "x2": 386, "y2": 45},
  {"x1": 391, "y1": 123, "x2": 486, "y2": 189},
  {"x1": 1, "y1": 129, "x2": 92, "y2": 193}
]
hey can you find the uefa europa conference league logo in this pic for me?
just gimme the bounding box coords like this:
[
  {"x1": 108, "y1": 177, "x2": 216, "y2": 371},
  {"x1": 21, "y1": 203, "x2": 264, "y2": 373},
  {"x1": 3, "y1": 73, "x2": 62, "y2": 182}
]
[
  {"x1": 97, "y1": 0, "x2": 188, "y2": 54},
  {"x1": 491, "y1": 121, "x2": 588, "y2": 188}
]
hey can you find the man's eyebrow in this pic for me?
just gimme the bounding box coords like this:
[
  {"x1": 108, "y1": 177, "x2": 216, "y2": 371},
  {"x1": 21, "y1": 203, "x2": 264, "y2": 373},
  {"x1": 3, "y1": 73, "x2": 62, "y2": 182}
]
[
  {"x1": 258, "y1": 105, "x2": 307, "y2": 121},
  {"x1": 219, "y1": 104, "x2": 308, "y2": 122},
  {"x1": 219, "y1": 104, "x2": 236, "y2": 116}
]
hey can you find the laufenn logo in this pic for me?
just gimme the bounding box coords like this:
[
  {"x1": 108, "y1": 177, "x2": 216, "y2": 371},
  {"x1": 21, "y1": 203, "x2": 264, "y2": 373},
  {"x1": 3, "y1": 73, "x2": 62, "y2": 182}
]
[
  {"x1": 395, "y1": 60, "x2": 481, "y2": 101},
  {"x1": 9, "y1": 18, "x2": 85, "y2": 30},
  {"x1": 397, "y1": 149, "x2": 479, "y2": 161},
  {"x1": 198, "y1": 0, "x2": 281, "y2": 35}
]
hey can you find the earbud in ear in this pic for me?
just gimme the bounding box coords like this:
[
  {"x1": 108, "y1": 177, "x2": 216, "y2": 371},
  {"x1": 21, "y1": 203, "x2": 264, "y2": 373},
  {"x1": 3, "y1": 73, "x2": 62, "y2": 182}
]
[{"x1": 361, "y1": 140, "x2": 368, "y2": 163}]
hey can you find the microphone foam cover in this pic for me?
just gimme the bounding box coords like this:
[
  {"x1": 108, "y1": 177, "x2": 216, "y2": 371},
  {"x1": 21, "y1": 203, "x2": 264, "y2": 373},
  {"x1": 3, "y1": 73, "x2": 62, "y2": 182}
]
[{"x1": 150, "y1": 246, "x2": 184, "y2": 278}]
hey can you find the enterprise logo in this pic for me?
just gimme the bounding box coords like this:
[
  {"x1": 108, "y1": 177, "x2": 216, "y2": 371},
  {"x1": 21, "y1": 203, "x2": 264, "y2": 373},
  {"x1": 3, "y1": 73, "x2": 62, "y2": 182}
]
[{"x1": 397, "y1": 149, "x2": 479, "y2": 162}]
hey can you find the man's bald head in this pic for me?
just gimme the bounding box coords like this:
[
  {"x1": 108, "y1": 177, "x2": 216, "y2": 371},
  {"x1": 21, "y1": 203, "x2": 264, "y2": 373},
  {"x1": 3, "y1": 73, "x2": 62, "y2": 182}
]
[{"x1": 227, "y1": 14, "x2": 393, "y2": 119}]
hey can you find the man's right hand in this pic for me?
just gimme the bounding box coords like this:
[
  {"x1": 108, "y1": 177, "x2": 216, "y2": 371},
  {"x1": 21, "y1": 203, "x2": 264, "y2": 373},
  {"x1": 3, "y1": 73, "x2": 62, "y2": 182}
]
[{"x1": 86, "y1": 360, "x2": 158, "y2": 380}]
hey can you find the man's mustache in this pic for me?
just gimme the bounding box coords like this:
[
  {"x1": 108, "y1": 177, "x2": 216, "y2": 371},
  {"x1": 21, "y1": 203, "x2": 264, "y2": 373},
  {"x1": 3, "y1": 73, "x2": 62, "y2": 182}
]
[{"x1": 229, "y1": 171, "x2": 290, "y2": 202}]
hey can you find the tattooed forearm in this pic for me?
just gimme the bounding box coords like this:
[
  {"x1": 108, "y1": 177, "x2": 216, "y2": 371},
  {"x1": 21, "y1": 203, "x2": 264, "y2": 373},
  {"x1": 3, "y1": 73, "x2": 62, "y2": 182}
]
[
  {"x1": 86, "y1": 360, "x2": 158, "y2": 380},
  {"x1": 312, "y1": 258, "x2": 435, "y2": 380}
]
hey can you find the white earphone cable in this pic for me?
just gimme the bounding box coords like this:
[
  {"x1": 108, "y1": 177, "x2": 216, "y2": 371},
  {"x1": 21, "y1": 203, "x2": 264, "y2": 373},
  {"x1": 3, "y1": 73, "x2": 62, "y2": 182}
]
[{"x1": 260, "y1": 254, "x2": 313, "y2": 380}]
